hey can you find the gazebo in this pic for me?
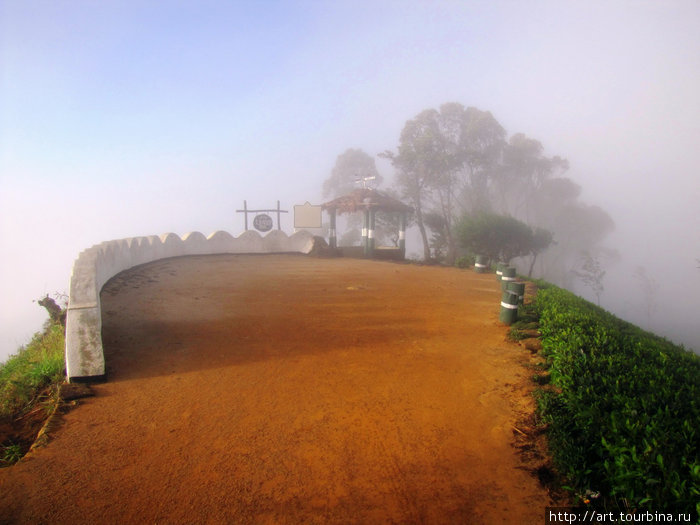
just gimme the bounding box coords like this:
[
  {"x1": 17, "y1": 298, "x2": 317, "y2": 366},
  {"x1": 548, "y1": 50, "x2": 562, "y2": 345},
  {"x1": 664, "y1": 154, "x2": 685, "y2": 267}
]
[{"x1": 322, "y1": 188, "x2": 413, "y2": 260}]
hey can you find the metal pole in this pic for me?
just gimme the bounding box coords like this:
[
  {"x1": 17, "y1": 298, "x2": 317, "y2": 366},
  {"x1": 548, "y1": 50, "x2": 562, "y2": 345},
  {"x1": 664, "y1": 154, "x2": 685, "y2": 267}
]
[
  {"x1": 277, "y1": 200, "x2": 281, "y2": 230},
  {"x1": 244, "y1": 200, "x2": 248, "y2": 231}
]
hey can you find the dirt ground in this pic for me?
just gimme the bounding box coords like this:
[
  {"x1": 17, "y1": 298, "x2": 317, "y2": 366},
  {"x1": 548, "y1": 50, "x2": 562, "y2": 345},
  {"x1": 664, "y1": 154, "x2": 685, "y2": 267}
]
[{"x1": 0, "y1": 254, "x2": 561, "y2": 524}]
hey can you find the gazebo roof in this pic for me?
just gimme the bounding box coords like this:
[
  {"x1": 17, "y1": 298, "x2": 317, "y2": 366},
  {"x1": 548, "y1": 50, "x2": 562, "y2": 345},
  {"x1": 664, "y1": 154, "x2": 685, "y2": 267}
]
[{"x1": 321, "y1": 189, "x2": 413, "y2": 215}]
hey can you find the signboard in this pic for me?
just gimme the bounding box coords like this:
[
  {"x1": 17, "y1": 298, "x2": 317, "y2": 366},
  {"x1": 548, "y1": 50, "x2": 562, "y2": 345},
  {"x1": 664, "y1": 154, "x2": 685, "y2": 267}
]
[
  {"x1": 237, "y1": 201, "x2": 288, "y2": 232},
  {"x1": 253, "y1": 214, "x2": 273, "y2": 232},
  {"x1": 294, "y1": 202, "x2": 323, "y2": 229}
]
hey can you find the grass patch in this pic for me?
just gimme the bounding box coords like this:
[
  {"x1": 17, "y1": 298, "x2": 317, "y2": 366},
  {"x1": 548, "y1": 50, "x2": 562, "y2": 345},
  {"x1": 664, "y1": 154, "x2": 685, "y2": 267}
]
[
  {"x1": 1, "y1": 442, "x2": 23, "y2": 467},
  {"x1": 1, "y1": 320, "x2": 66, "y2": 465},
  {"x1": 0, "y1": 323, "x2": 65, "y2": 419}
]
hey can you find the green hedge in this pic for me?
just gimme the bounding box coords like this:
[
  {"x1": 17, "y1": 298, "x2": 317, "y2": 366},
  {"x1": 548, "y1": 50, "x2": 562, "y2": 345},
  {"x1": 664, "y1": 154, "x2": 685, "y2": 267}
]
[{"x1": 534, "y1": 287, "x2": 699, "y2": 515}]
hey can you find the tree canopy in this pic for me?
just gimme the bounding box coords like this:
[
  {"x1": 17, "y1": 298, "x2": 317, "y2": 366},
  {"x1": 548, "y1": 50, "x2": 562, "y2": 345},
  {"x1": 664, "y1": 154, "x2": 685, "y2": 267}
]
[
  {"x1": 382, "y1": 102, "x2": 506, "y2": 263},
  {"x1": 455, "y1": 212, "x2": 553, "y2": 265},
  {"x1": 326, "y1": 101, "x2": 615, "y2": 286},
  {"x1": 322, "y1": 149, "x2": 382, "y2": 199}
]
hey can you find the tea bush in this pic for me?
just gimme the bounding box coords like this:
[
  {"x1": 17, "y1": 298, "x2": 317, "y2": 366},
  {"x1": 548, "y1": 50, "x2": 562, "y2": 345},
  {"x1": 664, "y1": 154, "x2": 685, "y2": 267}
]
[
  {"x1": 454, "y1": 255, "x2": 475, "y2": 269},
  {"x1": 534, "y1": 287, "x2": 699, "y2": 515}
]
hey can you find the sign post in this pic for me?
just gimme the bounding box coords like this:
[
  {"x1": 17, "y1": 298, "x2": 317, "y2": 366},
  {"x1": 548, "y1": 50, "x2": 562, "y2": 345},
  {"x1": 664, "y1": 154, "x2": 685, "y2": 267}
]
[{"x1": 236, "y1": 201, "x2": 288, "y2": 232}]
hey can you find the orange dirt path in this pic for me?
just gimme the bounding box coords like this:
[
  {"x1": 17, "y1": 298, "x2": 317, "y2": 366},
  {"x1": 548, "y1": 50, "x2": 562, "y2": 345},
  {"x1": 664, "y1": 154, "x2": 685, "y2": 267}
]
[{"x1": 0, "y1": 255, "x2": 557, "y2": 524}]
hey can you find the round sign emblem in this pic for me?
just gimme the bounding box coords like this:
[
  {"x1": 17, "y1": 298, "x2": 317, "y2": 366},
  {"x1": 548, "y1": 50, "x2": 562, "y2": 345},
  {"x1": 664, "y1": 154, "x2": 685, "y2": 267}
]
[{"x1": 253, "y1": 213, "x2": 273, "y2": 232}]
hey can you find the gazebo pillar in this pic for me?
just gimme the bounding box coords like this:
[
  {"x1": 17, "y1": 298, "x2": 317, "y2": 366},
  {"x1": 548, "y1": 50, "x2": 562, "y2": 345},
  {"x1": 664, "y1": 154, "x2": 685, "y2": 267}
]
[
  {"x1": 368, "y1": 208, "x2": 376, "y2": 258},
  {"x1": 362, "y1": 209, "x2": 370, "y2": 257},
  {"x1": 321, "y1": 189, "x2": 412, "y2": 260},
  {"x1": 329, "y1": 208, "x2": 337, "y2": 249},
  {"x1": 399, "y1": 212, "x2": 407, "y2": 259}
]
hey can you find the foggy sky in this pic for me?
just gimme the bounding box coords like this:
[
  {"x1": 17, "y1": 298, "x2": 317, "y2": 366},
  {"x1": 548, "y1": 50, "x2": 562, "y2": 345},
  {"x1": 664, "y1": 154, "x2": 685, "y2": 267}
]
[{"x1": 1, "y1": 1, "x2": 699, "y2": 361}]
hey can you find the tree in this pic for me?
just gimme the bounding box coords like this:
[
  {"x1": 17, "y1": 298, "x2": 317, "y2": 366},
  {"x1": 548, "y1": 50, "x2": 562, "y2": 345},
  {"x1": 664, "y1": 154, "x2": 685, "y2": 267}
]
[
  {"x1": 633, "y1": 266, "x2": 658, "y2": 329},
  {"x1": 527, "y1": 227, "x2": 555, "y2": 277},
  {"x1": 384, "y1": 103, "x2": 506, "y2": 263},
  {"x1": 37, "y1": 294, "x2": 67, "y2": 328},
  {"x1": 457, "y1": 106, "x2": 507, "y2": 214},
  {"x1": 322, "y1": 149, "x2": 382, "y2": 199},
  {"x1": 382, "y1": 101, "x2": 614, "y2": 275},
  {"x1": 492, "y1": 133, "x2": 569, "y2": 221},
  {"x1": 455, "y1": 212, "x2": 547, "y2": 264},
  {"x1": 323, "y1": 149, "x2": 383, "y2": 246},
  {"x1": 374, "y1": 187, "x2": 413, "y2": 247},
  {"x1": 538, "y1": 203, "x2": 615, "y2": 288},
  {"x1": 380, "y1": 111, "x2": 442, "y2": 261},
  {"x1": 424, "y1": 212, "x2": 449, "y2": 261},
  {"x1": 390, "y1": 161, "x2": 432, "y2": 260},
  {"x1": 573, "y1": 252, "x2": 605, "y2": 306}
]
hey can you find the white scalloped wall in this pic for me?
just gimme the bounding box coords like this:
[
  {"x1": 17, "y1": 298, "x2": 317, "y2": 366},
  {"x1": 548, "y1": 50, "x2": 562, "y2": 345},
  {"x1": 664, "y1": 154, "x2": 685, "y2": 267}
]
[{"x1": 65, "y1": 230, "x2": 315, "y2": 381}]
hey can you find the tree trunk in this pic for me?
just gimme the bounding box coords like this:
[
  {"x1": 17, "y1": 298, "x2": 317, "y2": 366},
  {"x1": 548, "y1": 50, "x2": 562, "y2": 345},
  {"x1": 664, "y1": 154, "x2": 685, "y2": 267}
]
[
  {"x1": 528, "y1": 253, "x2": 538, "y2": 278},
  {"x1": 442, "y1": 187, "x2": 457, "y2": 266},
  {"x1": 38, "y1": 295, "x2": 66, "y2": 327}
]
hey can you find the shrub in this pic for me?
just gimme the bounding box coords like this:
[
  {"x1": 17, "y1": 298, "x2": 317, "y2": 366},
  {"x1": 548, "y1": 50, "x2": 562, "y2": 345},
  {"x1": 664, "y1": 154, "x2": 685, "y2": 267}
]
[
  {"x1": 534, "y1": 287, "x2": 700, "y2": 514},
  {"x1": 454, "y1": 255, "x2": 474, "y2": 269},
  {"x1": 455, "y1": 212, "x2": 552, "y2": 264}
]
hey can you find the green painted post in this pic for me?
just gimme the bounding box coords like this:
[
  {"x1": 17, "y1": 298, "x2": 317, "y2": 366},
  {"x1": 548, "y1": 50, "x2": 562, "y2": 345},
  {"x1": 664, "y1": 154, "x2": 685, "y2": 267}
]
[
  {"x1": 496, "y1": 262, "x2": 506, "y2": 280},
  {"x1": 499, "y1": 290, "x2": 519, "y2": 325},
  {"x1": 501, "y1": 267, "x2": 516, "y2": 291},
  {"x1": 506, "y1": 281, "x2": 526, "y2": 304},
  {"x1": 474, "y1": 255, "x2": 488, "y2": 273}
]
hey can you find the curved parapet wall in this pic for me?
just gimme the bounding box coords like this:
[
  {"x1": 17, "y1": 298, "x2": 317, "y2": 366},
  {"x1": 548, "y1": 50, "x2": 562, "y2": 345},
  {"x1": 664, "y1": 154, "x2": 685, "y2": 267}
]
[{"x1": 65, "y1": 230, "x2": 315, "y2": 382}]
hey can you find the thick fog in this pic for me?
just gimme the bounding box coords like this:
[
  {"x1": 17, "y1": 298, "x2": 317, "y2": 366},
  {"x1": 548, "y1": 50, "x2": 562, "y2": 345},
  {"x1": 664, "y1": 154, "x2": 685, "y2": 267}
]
[{"x1": 1, "y1": 1, "x2": 699, "y2": 361}]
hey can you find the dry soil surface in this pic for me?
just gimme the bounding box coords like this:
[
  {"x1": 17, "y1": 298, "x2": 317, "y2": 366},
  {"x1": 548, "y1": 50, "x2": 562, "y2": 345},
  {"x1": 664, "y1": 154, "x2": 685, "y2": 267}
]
[{"x1": 0, "y1": 255, "x2": 559, "y2": 524}]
